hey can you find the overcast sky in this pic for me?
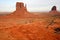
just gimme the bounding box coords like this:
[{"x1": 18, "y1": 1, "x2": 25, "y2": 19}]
[{"x1": 0, "y1": 0, "x2": 60, "y2": 12}]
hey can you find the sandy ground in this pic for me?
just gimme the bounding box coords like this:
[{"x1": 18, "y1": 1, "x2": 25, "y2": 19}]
[{"x1": 0, "y1": 12, "x2": 60, "y2": 40}]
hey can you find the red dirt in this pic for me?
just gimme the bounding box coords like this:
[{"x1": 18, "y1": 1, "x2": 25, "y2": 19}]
[{"x1": 0, "y1": 21, "x2": 60, "y2": 40}]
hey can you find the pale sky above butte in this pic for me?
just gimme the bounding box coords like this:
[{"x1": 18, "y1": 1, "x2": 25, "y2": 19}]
[{"x1": 0, "y1": 0, "x2": 60, "y2": 12}]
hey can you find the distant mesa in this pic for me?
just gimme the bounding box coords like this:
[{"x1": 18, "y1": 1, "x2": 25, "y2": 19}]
[
  {"x1": 16, "y1": 2, "x2": 24, "y2": 10},
  {"x1": 16, "y1": 2, "x2": 27, "y2": 11},
  {"x1": 51, "y1": 6, "x2": 57, "y2": 11},
  {"x1": 0, "y1": 2, "x2": 60, "y2": 18},
  {"x1": 50, "y1": 6, "x2": 60, "y2": 15},
  {"x1": 0, "y1": 2, "x2": 38, "y2": 18},
  {"x1": 9, "y1": 2, "x2": 37, "y2": 18},
  {"x1": 13, "y1": 2, "x2": 27, "y2": 15}
]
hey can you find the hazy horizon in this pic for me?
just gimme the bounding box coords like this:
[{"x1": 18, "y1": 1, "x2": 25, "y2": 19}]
[{"x1": 0, "y1": 0, "x2": 60, "y2": 12}]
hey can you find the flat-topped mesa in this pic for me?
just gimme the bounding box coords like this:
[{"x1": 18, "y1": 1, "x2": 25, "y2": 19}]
[
  {"x1": 16, "y1": 2, "x2": 27, "y2": 11},
  {"x1": 10, "y1": 2, "x2": 28, "y2": 16}
]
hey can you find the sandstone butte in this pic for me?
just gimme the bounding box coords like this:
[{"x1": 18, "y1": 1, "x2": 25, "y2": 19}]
[
  {"x1": 0, "y1": 2, "x2": 40, "y2": 19},
  {"x1": 0, "y1": 2, "x2": 60, "y2": 19},
  {"x1": 49, "y1": 6, "x2": 60, "y2": 15},
  {"x1": 0, "y1": 2, "x2": 60, "y2": 40}
]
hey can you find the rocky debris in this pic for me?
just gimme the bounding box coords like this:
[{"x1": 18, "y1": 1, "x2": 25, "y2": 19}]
[{"x1": 54, "y1": 28, "x2": 60, "y2": 34}]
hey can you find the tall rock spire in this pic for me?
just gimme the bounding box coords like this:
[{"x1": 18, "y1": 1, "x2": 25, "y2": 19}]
[
  {"x1": 50, "y1": 6, "x2": 60, "y2": 15},
  {"x1": 51, "y1": 6, "x2": 57, "y2": 11}
]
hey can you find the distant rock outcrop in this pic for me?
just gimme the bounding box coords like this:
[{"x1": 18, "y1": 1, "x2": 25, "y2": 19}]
[
  {"x1": 0, "y1": 2, "x2": 60, "y2": 18},
  {"x1": 50, "y1": 6, "x2": 60, "y2": 15},
  {"x1": 16, "y1": 2, "x2": 27, "y2": 11},
  {"x1": 13, "y1": 2, "x2": 27, "y2": 15},
  {"x1": 0, "y1": 2, "x2": 40, "y2": 18},
  {"x1": 51, "y1": 6, "x2": 57, "y2": 11}
]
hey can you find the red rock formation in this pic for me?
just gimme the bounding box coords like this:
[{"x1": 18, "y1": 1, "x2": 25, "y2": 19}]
[
  {"x1": 16, "y1": 2, "x2": 24, "y2": 10},
  {"x1": 13, "y1": 2, "x2": 27, "y2": 15},
  {"x1": 51, "y1": 6, "x2": 57, "y2": 11},
  {"x1": 16, "y1": 2, "x2": 27, "y2": 11},
  {"x1": 0, "y1": 2, "x2": 40, "y2": 19},
  {"x1": 9, "y1": 2, "x2": 38, "y2": 18},
  {"x1": 50, "y1": 6, "x2": 60, "y2": 15}
]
